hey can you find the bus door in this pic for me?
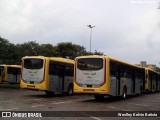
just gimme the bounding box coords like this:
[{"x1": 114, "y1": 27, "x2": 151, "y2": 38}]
[
  {"x1": 8, "y1": 67, "x2": 14, "y2": 83},
  {"x1": 110, "y1": 61, "x2": 120, "y2": 96},
  {"x1": 16, "y1": 68, "x2": 21, "y2": 84},
  {"x1": 13, "y1": 69, "x2": 19, "y2": 83},
  {"x1": 8, "y1": 67, "x2": 17, "y2": 84},
  {"x1": 149, "y1": 73, "x2": 152, "y2": 91},
  {"x1": 116, "y1": 66, "x2": 120, "y2": 95},
  {"x1": 12, "y1": 69, "x2": 17, "y2": 83},
  {"x1": 58, "y1": 65, "x2": 65, "y2": 93},
  {"x1": 132, "y1": 69, "x2": 135, "y2": 94},
  {"x1": 156, "y1": 77, "x2": 158, "y2": 91}
]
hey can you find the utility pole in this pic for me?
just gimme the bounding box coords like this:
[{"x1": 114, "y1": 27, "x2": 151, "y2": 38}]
[{"x1": 87, "y1": 25, "x2": 95, "y2": 52}]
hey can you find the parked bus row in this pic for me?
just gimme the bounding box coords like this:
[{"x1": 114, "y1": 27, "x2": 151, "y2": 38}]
[
  {"x1": 1, "y1": 55, "x2": 160, "y2": 100},
  {"x1": 0, "y1": 65, "x2": 21, "y2": 84},
  {"x1": 20, "y1": 55, "x2": 160, "y2": 100},
  {"x1": 74, "y1": 55, "x2": 160, "y2": 99}
]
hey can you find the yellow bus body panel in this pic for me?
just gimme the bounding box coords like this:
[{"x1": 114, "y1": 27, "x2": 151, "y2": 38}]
[
  {"x1": 2, "y1": 66, "x2": 7, "y2": 82},
  {"x1": 74, "y1": 83, "x2": 109, "y2": 94},
  {"x1": 20, "y1": 80, "x2": 48, "y2": 91}
]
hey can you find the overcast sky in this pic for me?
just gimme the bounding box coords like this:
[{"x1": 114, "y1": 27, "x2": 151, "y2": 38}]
[{"x1": 0, "y1": 0, "x2": 160, "y2": 66}]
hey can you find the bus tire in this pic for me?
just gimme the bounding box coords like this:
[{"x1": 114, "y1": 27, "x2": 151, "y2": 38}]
[
  {"x1": 94, "y1": 94, "x2": 104, "y2": 100},
  {"x1": 122, "y1": 87, "x2": 127, "y2": 99},
  {"x1": 68, "y1": 84, "x2": 73, "y2": 95}
]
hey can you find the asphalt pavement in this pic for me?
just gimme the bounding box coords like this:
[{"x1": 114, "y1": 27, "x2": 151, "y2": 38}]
[{"x1": 0, "y1": 85, "x2": 160, "y2": 120}]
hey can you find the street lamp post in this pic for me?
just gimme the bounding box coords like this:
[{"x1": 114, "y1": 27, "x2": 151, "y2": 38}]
[{"x1": 87, "y1": 25, "x2": 95, "y2": 52}]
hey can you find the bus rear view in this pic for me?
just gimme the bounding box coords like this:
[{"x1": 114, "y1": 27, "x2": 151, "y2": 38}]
[
  {"x1": 21, "y1": 57, "x2": 46, "y2": 90},
  {"x1": 21, "y1": 56, "x2": 74, "y2": 95},
  {"x1": 74, "y1": 56, "x2": 108, "y2": 95}
]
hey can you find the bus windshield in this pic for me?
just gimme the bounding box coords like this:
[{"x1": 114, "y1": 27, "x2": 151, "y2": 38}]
[
  {"x1": 77, "y1": 58, "x2": 103, "y2": 70},
  {"x1": 23, "y1": 59, "x2": 43, "y2": 69}
]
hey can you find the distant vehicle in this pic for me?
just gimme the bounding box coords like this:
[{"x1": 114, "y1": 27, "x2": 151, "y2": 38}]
[
  {"x1": 74, "y1": 55, "x2": 146, "y2": 100},
  {"x1": 0, "y1": 65, "x2": 21, "y2": 84},
  {"x1": 20, "y1": 56, "x2": 74, "y2": 95},
  {"x1": 145, "y1": 68, "x2": 160, "y2": 92}
]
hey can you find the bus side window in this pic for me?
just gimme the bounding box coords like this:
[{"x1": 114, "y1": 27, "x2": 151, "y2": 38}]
[
  {"x1": 120, "y1": 65, "x2": 131, "y2": 78},
  {"x1": 49, "y1": 62, "x2": 58, "y2": 75},
  {"x1": 65, "y1": 65, "x2": 74, "y2": 76},
  {"x1": 110, "y1": 66, "x2": 116, "y2": 77},
  {"x1": 110, "y1": 61, "x2": 117, "y2": 77},
  {"x1": 125, "y1": 68, "x2": 132, "y2": 78},
  {"x1": 120, "y1": 72, "x2": 124, "y2": 78},
  {"x1": 120, "y1": 67, "x2": 124, "y2": 78}
]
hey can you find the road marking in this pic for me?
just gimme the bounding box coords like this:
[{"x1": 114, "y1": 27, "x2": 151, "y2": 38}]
[
  {"x1": 0, "y1": 101, "x2": 13, "y2": 103},
  {"x1": 52, "y1": 101, "x2": 72, "y2": 105},
  {"x1": 106, "y1": 105, "x2": 129, "y2": 111},
  {"x1": 125, "y1": 102, "x2": 149, "y2": 107},
  {"x1": 31, "y1": 105, "x2": 44, "y2": 107},
  {"x1": 32, "y1": 98, "x2": 45, "y2": 101},
  {"x1": 76, "y1": 98, "x2": 94, "y2": 102},
  {"x1": 0, "y1": 108, "x2": 18, "y2": 111},
  {"x1": 138, "y1": 99, "x2": 160, "y2": 103},
  {"x1": 91, "y1": 117, "x2": 102, "y2": 120},
  {"x1": 23, "y1": 98, "x2": 45, "y2": 102}
]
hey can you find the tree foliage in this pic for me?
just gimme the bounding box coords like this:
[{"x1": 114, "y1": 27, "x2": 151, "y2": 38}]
[
  {"x1": 0, "y1": 37, "x2": 103, "y2": 64},
  {"x1": 0, "y1": 37, "x2": 17, "y2": 64},
  {"x1": 55, "y1": 42, "x2": 88, "y2": 59}
]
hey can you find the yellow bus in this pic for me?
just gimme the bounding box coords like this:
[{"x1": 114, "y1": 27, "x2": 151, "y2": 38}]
[
  {"x1": 74, "y1": 55, "x2": 145, "y2": 100},
  {"x1": 145, "y1": 68, "x2": 160, "y2": 92},
  {"x1": 20, "y1": 56, "x2": 74, "y2": 95},
  {"x1": 0, "y1": 65, "x2": 21, "y2": 84}
]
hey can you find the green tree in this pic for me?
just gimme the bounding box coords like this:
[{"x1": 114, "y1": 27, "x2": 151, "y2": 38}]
[
  {"x1": 0, "y1": 37, "x2": 17, "y2": 64},
  {"x1": 16, "y1": 41, "x2": 40, "y2": 56},
  {"x1": 0, "y1": 37, "x2": 104, "y2": 64},
  {"x1": 38, "y1": 44, "x2": 56, "y2": 57},
  {"x1": 55, "y1": 42, "x2": 88, "y2": 59}
]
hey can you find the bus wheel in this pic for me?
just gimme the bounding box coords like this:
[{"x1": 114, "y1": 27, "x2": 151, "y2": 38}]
[
  {"x1": 68, "y1": 84, "x2": 73, "y2": 95},
  {"x1": 122, "y1": 87, "x2": 127, "y2": 99},
  {"x1": 94, "y1": 94, "x2": 104, "y2": 100}
]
